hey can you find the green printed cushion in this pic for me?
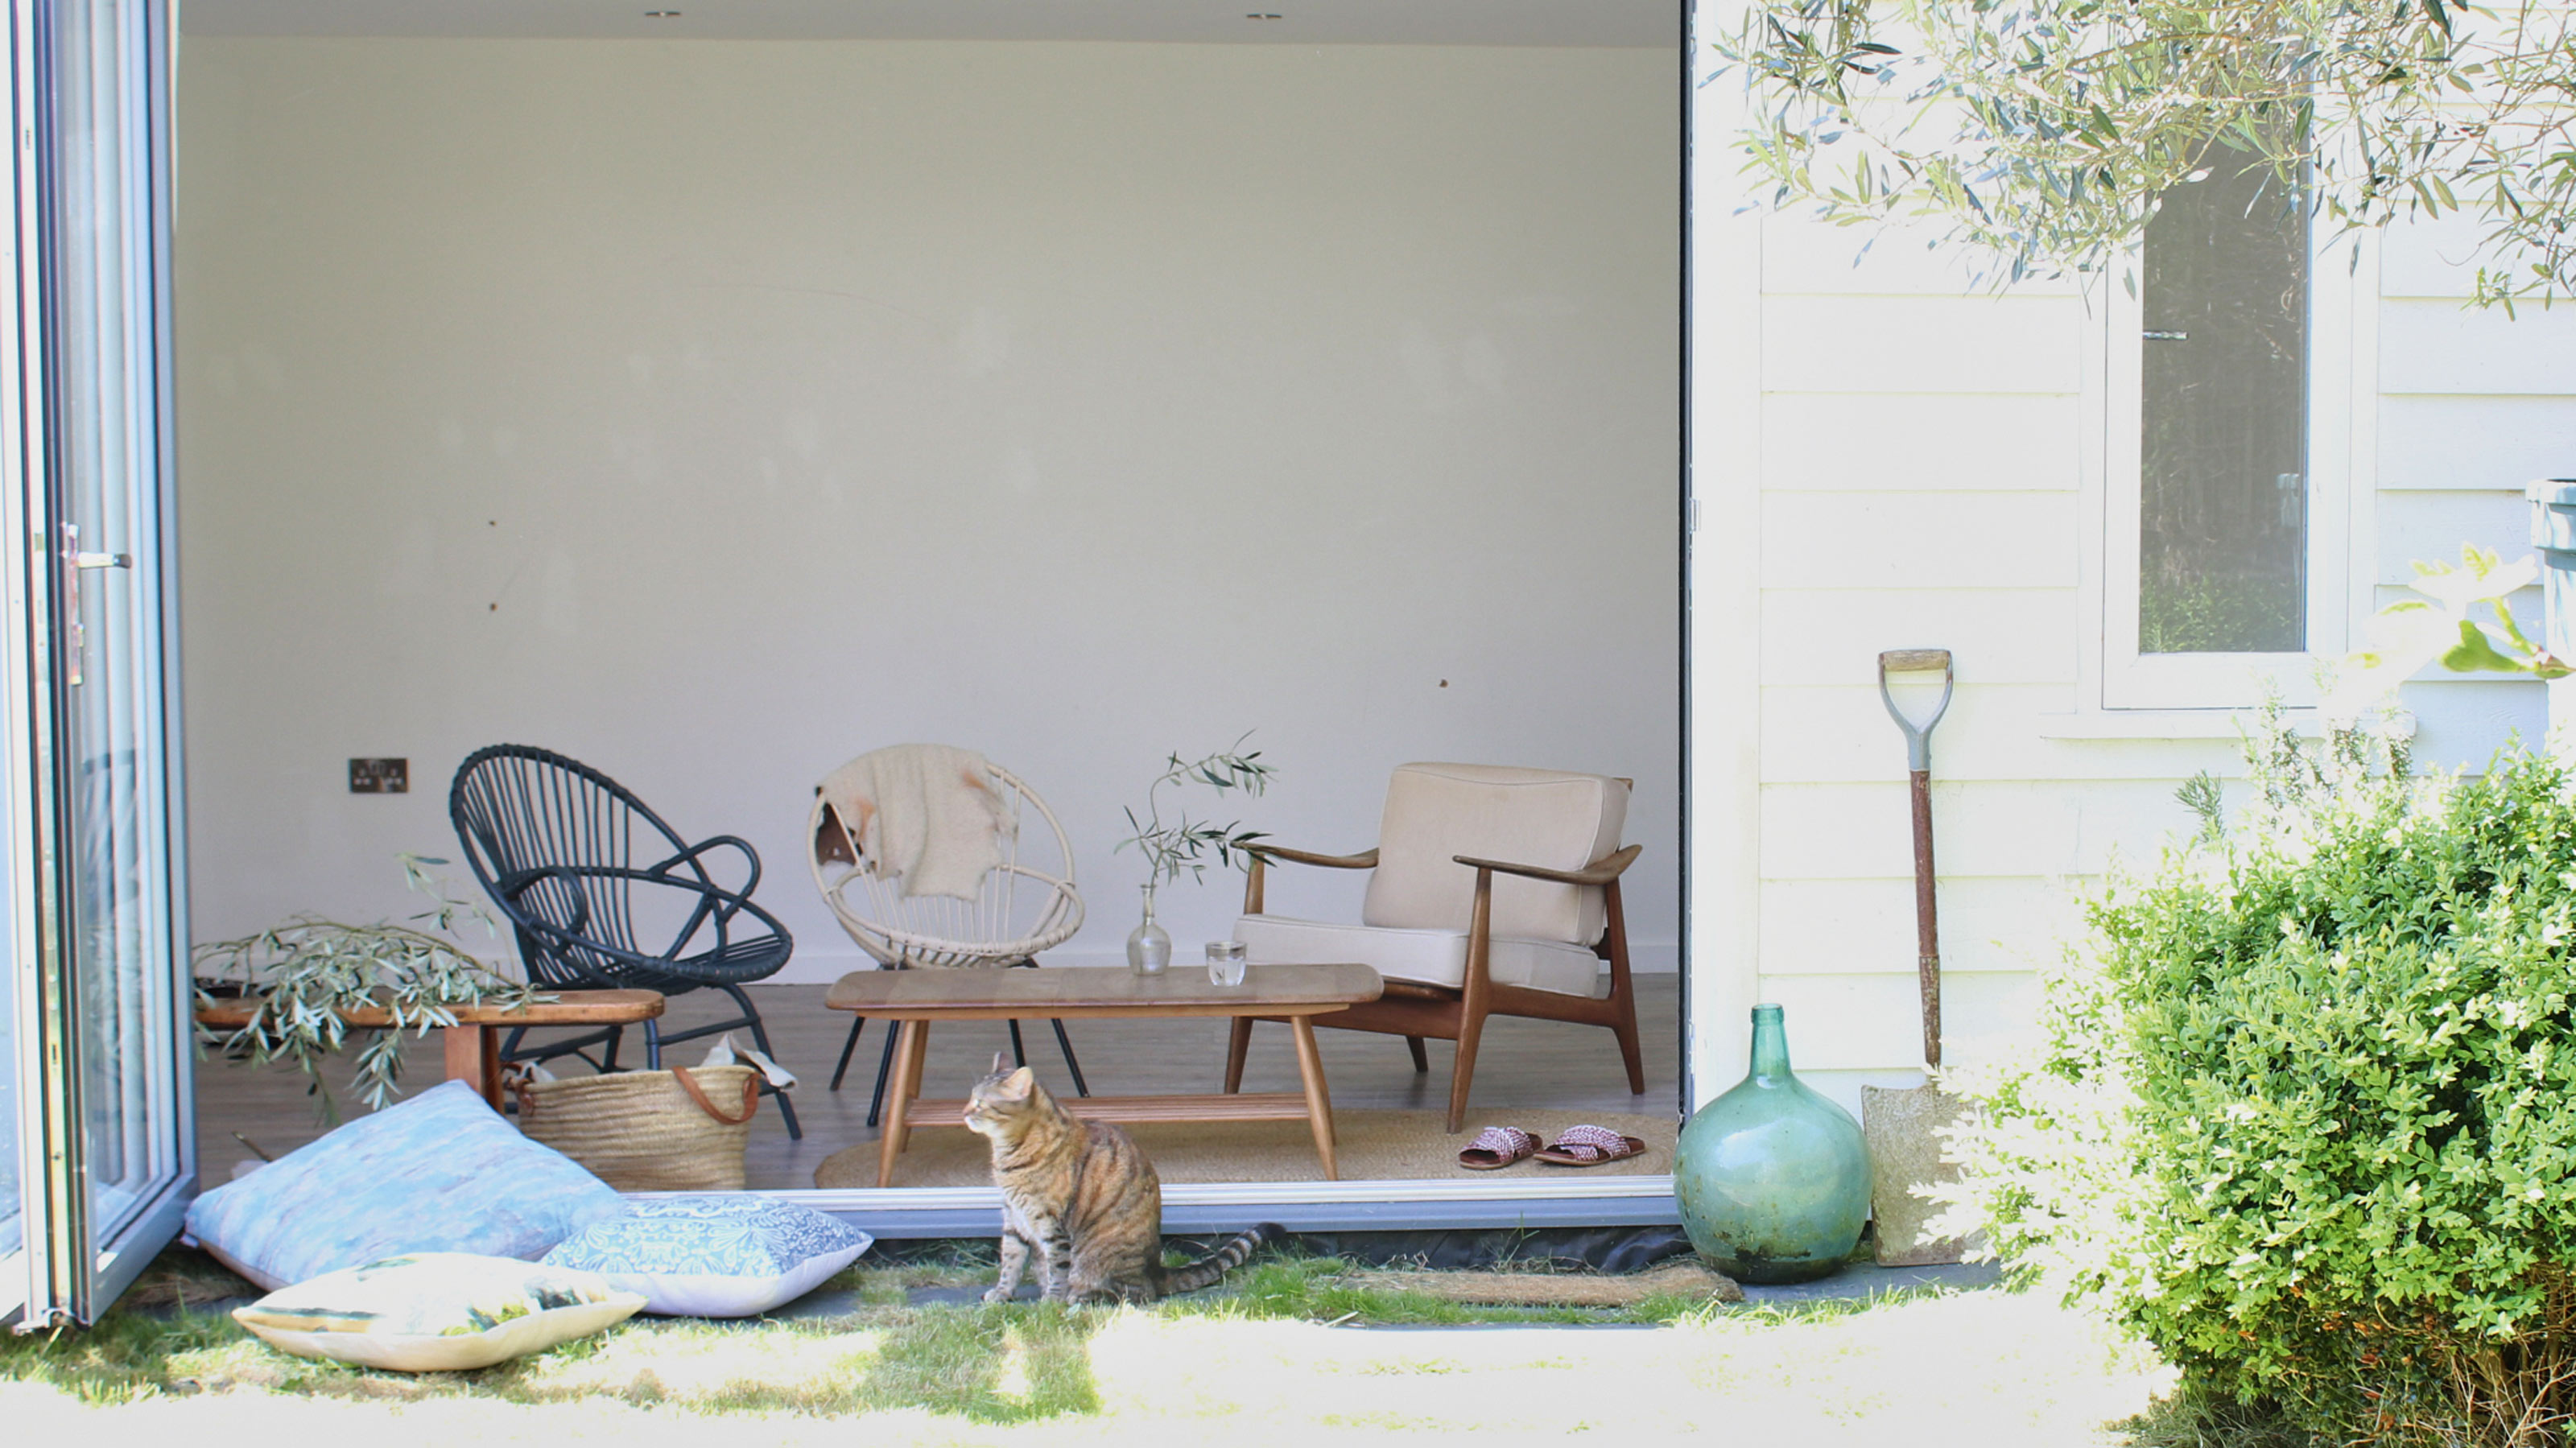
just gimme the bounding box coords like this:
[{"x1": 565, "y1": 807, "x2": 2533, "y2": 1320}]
[
  {"x1": 184, "y1": 1079, "x2": 629, "y2": 1289},
  {"x1": 542, "y1": 1194, "x2": 872, "y2": 1317},
  {"x1": 233, "y1": 1252, "x2": 645, "y2": 1372}
]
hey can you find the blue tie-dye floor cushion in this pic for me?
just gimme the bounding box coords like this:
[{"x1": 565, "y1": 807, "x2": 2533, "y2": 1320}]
[
  {"x1": 186, "y1": 1079, "x2": 630, "y2": 1290},
  {"x1": 542, "y1": 1194, "x2": 873, "y2": 1317}
]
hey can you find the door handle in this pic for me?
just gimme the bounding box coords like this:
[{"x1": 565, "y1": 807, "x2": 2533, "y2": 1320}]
[{"x1": 57, "y1": 523, "x2": 128, "y2": 687}]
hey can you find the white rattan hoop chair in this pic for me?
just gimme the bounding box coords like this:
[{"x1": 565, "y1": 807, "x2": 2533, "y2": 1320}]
[{"x1": 807, "y1": 761, "x2": 1088, "y2": 1121}]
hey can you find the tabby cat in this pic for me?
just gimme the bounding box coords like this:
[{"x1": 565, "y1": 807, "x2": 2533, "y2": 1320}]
[{"x1": 962, "y1": 1055, "x2": 1275, "y2": 1304}]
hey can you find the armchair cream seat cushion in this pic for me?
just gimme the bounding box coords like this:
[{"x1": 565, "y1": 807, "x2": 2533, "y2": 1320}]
[
  {"x1": 1232, "y1": 914, "x2": 1603, "y2": 996},
  {"x1": 1234, "y1": 762, "x2": 1630, "y2": 999}
]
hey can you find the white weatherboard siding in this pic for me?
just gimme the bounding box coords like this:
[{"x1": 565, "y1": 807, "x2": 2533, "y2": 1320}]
[
  {"x1": 1727, "y1": 213, "x2": 2161, "y2": 1117},
  {"x1": 175, "y1": 39, "x2": 1682, "y2": 984},
  {"x1": 1690, "y1": 175, "x2": 2553, "y2": 1116},
  {"x1": 2373, "y1": 217, "x2": 2562, "y2": 765}
]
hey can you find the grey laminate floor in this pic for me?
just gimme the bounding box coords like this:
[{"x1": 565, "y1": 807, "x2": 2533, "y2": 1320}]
[{"x1": 195, "y1": 975, "x2": 1682, "y2": 1190}]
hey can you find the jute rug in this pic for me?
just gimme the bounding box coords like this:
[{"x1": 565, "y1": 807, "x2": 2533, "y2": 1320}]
[{"x1": 814, "y1": 1107, "x2": 1678, "y2": 1189}]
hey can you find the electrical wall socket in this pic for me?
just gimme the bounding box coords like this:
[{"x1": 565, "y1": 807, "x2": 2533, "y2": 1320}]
[{"x1": 348, "y1": 757, "x2": 408, "y2": 794}]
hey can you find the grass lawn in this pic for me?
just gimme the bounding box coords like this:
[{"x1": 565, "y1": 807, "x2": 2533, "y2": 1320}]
[{"x1": 1, "y1": 1250, "x2": 2181, "y2": 1445}]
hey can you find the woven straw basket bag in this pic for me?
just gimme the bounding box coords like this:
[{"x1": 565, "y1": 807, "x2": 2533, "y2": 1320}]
[{"x1": 514, "y1": 1064, "x2": 761, "y2": 1191}]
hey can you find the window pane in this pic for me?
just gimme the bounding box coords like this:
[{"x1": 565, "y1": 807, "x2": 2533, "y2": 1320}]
[
  {"x1": 59, "y1": 0, "x2": 181, "y2": 1240},
  {"x1": 2139, "y1": 146, "x2": 2309, "y2": 654}
]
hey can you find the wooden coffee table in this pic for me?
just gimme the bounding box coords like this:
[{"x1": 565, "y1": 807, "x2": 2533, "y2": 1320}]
[
  {"x1": 196, "y1": 988, "x2": 665, "y2": 1111},
  {"x1": 826, "y1": 963, "x2": 1381, "y2": 1186}
]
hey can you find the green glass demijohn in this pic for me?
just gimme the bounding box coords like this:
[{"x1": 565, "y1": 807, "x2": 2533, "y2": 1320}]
[{"x1": 1673, "y1": 1003, "x2": 1872, "y2": 1284}]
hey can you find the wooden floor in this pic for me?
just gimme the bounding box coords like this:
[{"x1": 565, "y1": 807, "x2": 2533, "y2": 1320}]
[{"x1": 195, "y1": 976, "x2": 1683, "y2": 1191}]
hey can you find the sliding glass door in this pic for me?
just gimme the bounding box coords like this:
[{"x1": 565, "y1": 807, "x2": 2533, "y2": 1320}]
[{"x1": 6, "y1": 0, "x2": 184, "y2": 1330}]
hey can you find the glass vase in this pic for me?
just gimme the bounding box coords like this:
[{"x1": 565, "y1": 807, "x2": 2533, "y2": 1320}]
[
  {"x1": 1673, "y1": 1003, "x2": 1872, "y2": 1284},
  {"x1": 1125, "y1": 884, "x2": 1171, "y2": 976}
]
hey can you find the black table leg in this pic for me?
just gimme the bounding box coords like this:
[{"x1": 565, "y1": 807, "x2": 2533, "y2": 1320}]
[
  {"x1": 831, "y1": 1014, "x2": 867, "y2": 1091},
  {"x1": 1052, "y1": 1019, "x2": 1089, "y2": 1096}
]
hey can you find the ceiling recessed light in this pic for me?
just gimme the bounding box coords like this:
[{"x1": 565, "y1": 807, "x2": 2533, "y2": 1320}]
[
  {"x1": 1245, "y1": 13, "x2": 1282, "y2": 19},
  {"x1": 644, "y1": 9, "x2": 681, "y2": 16}
]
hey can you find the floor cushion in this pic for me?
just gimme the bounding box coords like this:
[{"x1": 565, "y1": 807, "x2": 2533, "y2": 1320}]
[
  {"x1": 541, "y1": 1194, "x2": 873, "y2": 1317},
  {"x1": 185, "y1": 1079, "x2": 630, "y2": 1290},
  {"x1": 233, "y1": 1252, "x2": 644, "y2": 1372}
]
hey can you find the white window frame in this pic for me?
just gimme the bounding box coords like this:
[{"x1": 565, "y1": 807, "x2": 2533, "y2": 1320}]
[{"x1": 2079, "y1": 220, "x2": 2379, "y2": 714}]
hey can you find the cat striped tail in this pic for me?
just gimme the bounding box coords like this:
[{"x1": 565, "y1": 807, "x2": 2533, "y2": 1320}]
[{"x1": 1154, "y1": 1223, "x2": 1281, "y2": 1296}]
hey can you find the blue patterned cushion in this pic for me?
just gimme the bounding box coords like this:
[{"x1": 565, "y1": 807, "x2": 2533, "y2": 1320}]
[
  {"x1": 185, "y1": 1079, "x2": 630, "y2": 1290},
  {"x1": 542, "y1": 1195, "x2": 872, "y2": 1317}
]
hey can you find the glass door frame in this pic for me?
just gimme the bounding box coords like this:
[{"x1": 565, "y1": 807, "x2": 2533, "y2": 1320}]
[
  {"x1": 2, "y1": 0, "x2": 47, "y2": 1331},
  {"x1": 6, "y1": 0, "x2": 187, "y2": 1331}
]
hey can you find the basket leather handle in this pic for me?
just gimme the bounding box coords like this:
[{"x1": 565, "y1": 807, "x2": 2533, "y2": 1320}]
[
  {"x1": 508, "y1": 1064, "x2": 760, "y2": 1126},
  {"x1": 671, "y1": 1064, "x2": 760, "y2": 1125}
]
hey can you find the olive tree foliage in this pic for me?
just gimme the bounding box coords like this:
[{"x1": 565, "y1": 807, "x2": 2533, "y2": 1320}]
[
  {"x1": 2329, "y1": 545, "x2": 2572, "y2": 719},
  {"x1": 1708, "y1": 0, "x2": 2576, "y2": 306}
]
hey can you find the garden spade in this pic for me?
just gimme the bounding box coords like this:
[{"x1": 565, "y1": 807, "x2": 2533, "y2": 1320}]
[{"x1": 1863, "y1": 648, "x2": 1972, "y2": 1267}]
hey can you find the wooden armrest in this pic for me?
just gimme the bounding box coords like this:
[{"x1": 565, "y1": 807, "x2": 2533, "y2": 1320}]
[
  {"x1": 1451, "y1": 844, "x2": 1641, "y2": 887},
  {"x1": 1244, "y1": 844, "x2": 1380, "y2": 870},
  {"x1": 1241, "y1": 844, "x2": 1375, "y2": 916}
]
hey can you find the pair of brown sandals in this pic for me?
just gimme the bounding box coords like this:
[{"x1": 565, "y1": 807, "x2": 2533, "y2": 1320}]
[{"x1": 1457, "y1": 1123, "x2": 1647, "y2": 1170}]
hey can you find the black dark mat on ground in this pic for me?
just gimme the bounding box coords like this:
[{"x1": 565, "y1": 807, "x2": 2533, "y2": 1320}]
[
  {"x1": 1285, "y1": 1226, "x2": 1696, "y2": 1273},
  {"x1": 1736, "y1": 1259, "x2": 2003, "y2": 1304}
]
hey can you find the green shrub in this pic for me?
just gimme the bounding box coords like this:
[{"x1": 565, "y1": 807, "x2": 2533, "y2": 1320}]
[{"x1": 1946, "y1": 709, "x2": 2576, "y2": 1446}]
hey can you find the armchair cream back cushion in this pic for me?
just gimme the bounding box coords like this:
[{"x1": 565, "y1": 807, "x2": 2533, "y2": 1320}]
[{"x1": 1360, "y1": 763, "x2": 1629, "y2": 947}]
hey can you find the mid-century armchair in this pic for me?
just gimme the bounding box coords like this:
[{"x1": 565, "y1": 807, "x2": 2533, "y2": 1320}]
[{"x1": 1227, "y1": 761, "x2": 1645, "y2": 1132}]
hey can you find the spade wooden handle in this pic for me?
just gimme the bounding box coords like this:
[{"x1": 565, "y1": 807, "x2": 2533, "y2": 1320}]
[{"x1": 1911, "y1": 769, "x2": 1941, "y2": 1071}]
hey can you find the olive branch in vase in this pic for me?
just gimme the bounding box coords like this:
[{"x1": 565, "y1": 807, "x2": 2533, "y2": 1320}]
[{"x1": 1118, "y1": 736, "x2": 1276, "y2": 891}]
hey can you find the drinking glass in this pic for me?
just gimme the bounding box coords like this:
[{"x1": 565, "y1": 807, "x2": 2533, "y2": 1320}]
[{"x1": 1206, "y1": 939, "x2": 1249, "y2": 987}]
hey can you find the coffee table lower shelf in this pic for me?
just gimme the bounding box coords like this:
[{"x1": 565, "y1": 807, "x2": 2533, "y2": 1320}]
[
  {"x1": 873, "y1": 1017, "x2": 1348, "y2": 1186},
  {"x1": 827, "y1": 963, "x2": 1383, "y2": 1188}
]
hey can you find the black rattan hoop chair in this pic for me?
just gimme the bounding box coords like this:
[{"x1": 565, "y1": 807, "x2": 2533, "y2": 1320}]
[{"x1": 450, "y1": 744, "x2": 802, "y2": 1139}]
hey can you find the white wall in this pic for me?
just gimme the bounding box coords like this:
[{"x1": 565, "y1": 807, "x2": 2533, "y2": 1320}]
[
  {"x1": 1689, "y1": 88, "x2": 2555, "y2": 1118},
  {"x1": 175, "y1": 39, "x2": 1682, "y2": 981}
]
